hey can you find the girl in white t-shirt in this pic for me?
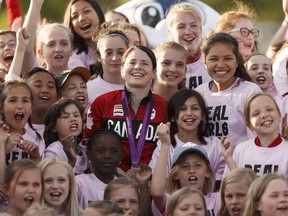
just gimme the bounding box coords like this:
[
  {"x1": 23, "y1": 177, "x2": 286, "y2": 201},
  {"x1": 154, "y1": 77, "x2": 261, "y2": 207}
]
[
  {"x1": 243, "y1": 173, "x2": 288, "y2": 216},
  {"x1": 166, "y1": 3, "x2": 211, "y2": 90},
  {"x1": 87, "y1": 27, "x2": 129, "y2": 104},
  {"x1": 196, "y1": 32, "x2": 261, "y2": 145},
  {"x1": 63, "y1": 0, "x2": 105, "y2": 72},
  {"x1": 39, "y1": 157, "x2": 81, "y2": 216},
  {"x1": 223, "y1": 92, "x2": 288, "y2": 179},
  {"x1": 75, "y1": 129, "x2": 123, "y2": 209},
  {"x1": 44, "y1": 98, "x2": 88, "y2": 175},
  {"x1": 166, "y1": 187, "x2": 207, "y2": 216},
  {"x1": 153, "y1": 41, "x2": 187, "y2": 101},
  {"x1": 151, "y1": 125, "x2": 220, "y2": 216},
  {"x1": 0, "y1": 81, "x2": 44, "y2": 164},
  {"x1": 149, "y1": 89, "x2": 225, "y2": 189},
  {"x1": 218, "y1": 168, "x2": 257, "y2": 216}
]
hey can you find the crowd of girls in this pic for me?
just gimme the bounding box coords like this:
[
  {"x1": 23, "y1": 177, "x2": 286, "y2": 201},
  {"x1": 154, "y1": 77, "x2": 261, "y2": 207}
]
[{"x1": 1, "y1": 0, "x2": 288, "y2": 216}]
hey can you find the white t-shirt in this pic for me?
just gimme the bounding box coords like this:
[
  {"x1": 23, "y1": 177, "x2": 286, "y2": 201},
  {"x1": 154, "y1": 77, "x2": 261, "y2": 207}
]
[
  {"x1": 225, "y1": 138, "x2": 288, "y2": 179},
  {"x1": 6, "y1": 123, "x2": 45, "y2": 164},
  {"x1": 272, "y1": 47, "x2": 288, "y2": 96},
  {"x1": 185, "y1": 58, "x2": 211, "y2": 90},
  {"x1": 68, "y1": 48, "x2": 96, "y2": 72},
  {"x1": 149, "y1": 134, "x2": 225, "y2": 181},
  {"x1": 196, "y1": 78, "x2": 261, "y2": 144},
  {"x1": 44, "y1": 140, "x2": 88, "y2": 175},
  {"x1": 87, "y1": 76, "x2": 124, "y2": 105},
  {"x1": 75, "y1": 173, "x2": 117, "y2": 209}
]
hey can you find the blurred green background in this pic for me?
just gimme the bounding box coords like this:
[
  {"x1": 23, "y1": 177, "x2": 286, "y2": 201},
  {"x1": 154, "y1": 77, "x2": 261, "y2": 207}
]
[{"x1": 0, "y1": 0, "x2": 284, "y2": 51}]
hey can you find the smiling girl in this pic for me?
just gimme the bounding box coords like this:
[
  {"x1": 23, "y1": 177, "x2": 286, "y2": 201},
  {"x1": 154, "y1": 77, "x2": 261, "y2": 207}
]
[
  {"x1": 64, "y1": 0, "x2": 105, "y2": 72},
  {"x1": 222, "y1": 93, "x2": 288, "y2": 178},
  {"x1": 215, "y1": 1, "x2": 258, "y2": 60},
  {"x1": 196, "y1": 32, "x2": 261, "y2": 145},
  {"x1": 39, "y1": 157, "x2": 81, "y2": 216},
  {"x1": 166, "y1": 3, "x2": 211, "y2": 90},
  {"x1": 85, "y1": 45, "x2": 167, "y2": 172}
]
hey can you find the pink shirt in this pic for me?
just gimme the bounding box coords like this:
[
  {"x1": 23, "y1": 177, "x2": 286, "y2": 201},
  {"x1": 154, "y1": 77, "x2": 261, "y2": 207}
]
[
  {"x1": 87, "y1": 76, "x2": 124, "y2": 105},
  {"x1": 68, "y1": 48, "x2": 96, "y2": 72},
  {"x1": 185, "y1": 58, "x2": 211, "y2": 89},
  {"x1": 196, "y1": 78, "x2": 261, "y2": 144},
  {"x1": 75, "y1": 173, "x2": 117, "y2": 209},
  {"x1": 149, "y1": 134, "x2": 225, "y2": 181},
  {"x1": 225, "y1": 138, "x2": 288, "y2": 178},
  {"x1": 6, "y1": 123, "x2": 45, "y2": 164},
  {"x1": 44, "y1": 140, "x2": 88, "y2": 175}
]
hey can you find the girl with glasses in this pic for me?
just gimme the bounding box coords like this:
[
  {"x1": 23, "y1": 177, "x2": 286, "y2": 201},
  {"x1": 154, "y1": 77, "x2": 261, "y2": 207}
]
[{"x1": 215, "y1": 1, "x2": 259, "y2": 60}]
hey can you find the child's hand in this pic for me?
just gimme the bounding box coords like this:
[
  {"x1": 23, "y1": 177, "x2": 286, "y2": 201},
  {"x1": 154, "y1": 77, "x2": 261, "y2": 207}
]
[
  {"x1": 220, "y1": 137, "x2": 235, "y2": 159},
  {"x1": 135, "y1": 164, "x2": 152, "y2": 185},
  {"x1": 156, "y1": 122, "x2": 171, "y2": 146},
  {"x1": 18, "y1": 140, "x2": 40, "y2": 161},
  {"x1": 0, "y1": 122, "x2": 9, "y2": 145},
  {"x1": 61, "y1": 135, "x2": 77, "y2": 156},
  {"x1": 5, "y1": 133, "x2": 22, "y2": 154},
  {"x1": 16, "y1": 28, "x2": 30, "y2": 51}
]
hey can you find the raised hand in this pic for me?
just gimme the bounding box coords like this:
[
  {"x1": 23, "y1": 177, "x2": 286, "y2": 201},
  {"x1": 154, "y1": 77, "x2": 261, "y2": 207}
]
[{"x1": 156, "y1": 122, "x2": 171, "y2": 146}]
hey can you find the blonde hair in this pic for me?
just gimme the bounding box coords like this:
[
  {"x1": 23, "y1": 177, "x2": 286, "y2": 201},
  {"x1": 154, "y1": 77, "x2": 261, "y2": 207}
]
[
  {"x1": 154, "y1": 41, "x2": 187, "y2": 60},
  {"x1": 166, "y1": 152, "x2": 213, "y2": 195},
  {"x1": 216, "y1": 1, "x2": 256, "y2": 33},
  {"x1": 243, "y1": 173, "x2": 286, "y2": 216},
  {"x1": 243, "y1": 92, "x2": 281, "y2": 128},
  {"x1": 39, "y1": 157, "x2": 81, "y2": 216},
  {"x1": 104, "y1": 177, "x2": 140, "y2": 201},
  {"x1": 23, "y1": 203, "x2": 56, "y2": 216},
  {"x1": 166, "y1": 187, "x2": 208, "y2": 216},
  {"x1": 166, "y1": 3, "x2": 202, "y2": 30},
  {"x1": 36, "y1": 23, "x2": 73, "y2": 68},
  {"x1": 218, "y1": 168, "x2": 257, "y2": 216}
]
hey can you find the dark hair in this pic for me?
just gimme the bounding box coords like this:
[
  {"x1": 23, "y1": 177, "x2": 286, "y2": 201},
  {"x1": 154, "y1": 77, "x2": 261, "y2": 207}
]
[
  {"x1": 87, "y1": 129, "x2": 122, "y2": 152},
  {"x1": 168, "y1": 89, "x2": 209, "y2": 146},
  {"x1": 0, "y1": 80, "x2": 42, "y2": 140},
  {"x1": 44, "y1": 98, "x2": 84, "y2": 146},
  {"x1": 92, "y1": 25, "x2": 129, "y2": 76},
  {"x1": 63, "y1": 0, "x2": 105, "y2": 54},
  {"x1": 203, "y1": 32, "x2": 251, "y2": 81},
  {"x1": 22, "y1": 67, "x2": 59, "y2": 93},
  {"x1": 122, "y1": 45, "x2": 157, "y2": 70}
]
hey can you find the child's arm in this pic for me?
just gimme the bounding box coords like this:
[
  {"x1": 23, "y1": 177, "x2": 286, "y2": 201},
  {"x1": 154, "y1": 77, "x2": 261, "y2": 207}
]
[
  {"x1": 135, "y1": 164, "x2": 153, "y2": 216},
  {"x1": 221, "y1": 137, "x2": 237, "y2": 171},
  {"x1": 0, "y1": 122, "x2": 9, "y2": 184},
  {"x1": 0, "y1": 122, "x2": 9, "y2": 203},
  {"x1": 266, "y1": 0, "x2": 288, "y2": 58},
  {"x1": 21, "y1": 0, "x2": 45, "y2": 75},
  {"x1": 150, "y1": 122, "x2": 171, "y2": 212},
  {"x1": 6, "y1": 28, "x2": 30, "y2": 81}
]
